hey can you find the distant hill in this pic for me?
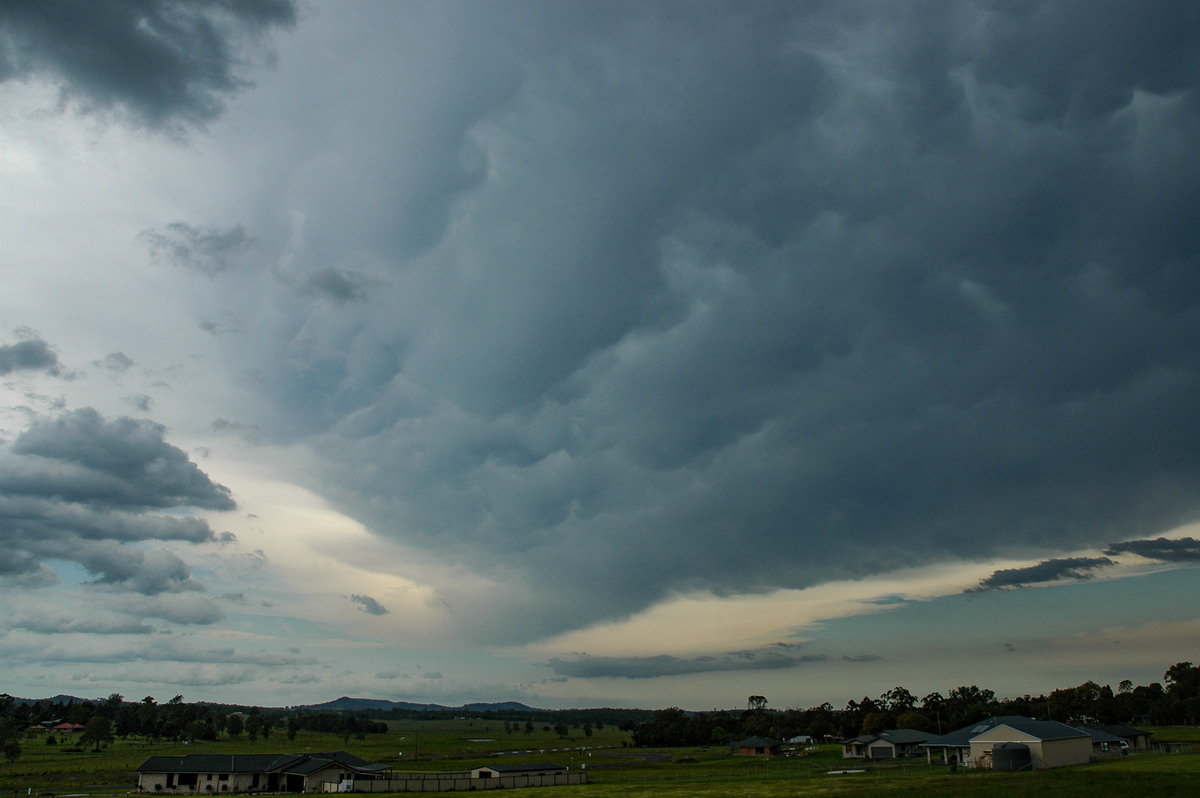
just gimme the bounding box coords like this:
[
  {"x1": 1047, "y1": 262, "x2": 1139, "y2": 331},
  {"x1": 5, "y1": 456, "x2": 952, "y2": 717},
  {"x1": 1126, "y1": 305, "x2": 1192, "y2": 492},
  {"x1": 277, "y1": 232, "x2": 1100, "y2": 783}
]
[
  {"x1": 298, "y1": 696, "x2": 539, "y2": 713},
  {"x1": 6, "y1": 694, "x2": 93, "y2": 706}
]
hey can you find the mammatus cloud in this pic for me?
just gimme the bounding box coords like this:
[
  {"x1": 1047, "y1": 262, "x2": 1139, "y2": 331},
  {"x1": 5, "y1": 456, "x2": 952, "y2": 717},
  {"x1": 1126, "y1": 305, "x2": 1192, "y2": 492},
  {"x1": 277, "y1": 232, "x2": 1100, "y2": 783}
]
[
  {"x1": 0, "y1": 407, "x2": 235, "y2": 605},
  {"x1": 140, "y1": 222, "x2": 257, "y2": 277},
  {"x1": 1105, "y1": 537, "x2": 1200, "y2": 562},
  {"x1": 0, "y1": 0, "x2": 297, "y2": 130},
  {"x1": 0, "y1": 337, "x2": 60, "y2": 376},
  {"x1": 349, "y1": 594, "x2": 389, "y2": 615},
  {"x1": 547, "y1": 644, "x2": 831, "y2": 679},
  {"x1": 971, "y1": 557, "x2": 1116, "y2": 591}
]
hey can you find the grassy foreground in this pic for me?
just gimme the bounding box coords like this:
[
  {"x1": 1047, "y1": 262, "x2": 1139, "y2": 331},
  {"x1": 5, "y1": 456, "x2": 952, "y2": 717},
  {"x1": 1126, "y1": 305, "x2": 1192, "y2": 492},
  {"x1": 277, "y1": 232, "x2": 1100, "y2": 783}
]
[{"x1": 1, "y1": 721, "x2": 1198, "y2": 796}]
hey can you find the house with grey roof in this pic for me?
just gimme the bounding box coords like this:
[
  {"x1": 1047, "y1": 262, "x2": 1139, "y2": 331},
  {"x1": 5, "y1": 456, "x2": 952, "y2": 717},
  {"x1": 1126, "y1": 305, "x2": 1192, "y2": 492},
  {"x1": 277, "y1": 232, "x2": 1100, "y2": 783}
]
[
  {"x1": 920, "y1": 716, "x2": 1095, "y2": 770},
  {"x1": 729, "y1": 736, "x2": 782, "y2": 756},
  {"x1": 136, "y1": 751, "x2": 390, "y2": 793},
  {"x1": 842, "y1": 728, "x2": 934, "y2": 759}
]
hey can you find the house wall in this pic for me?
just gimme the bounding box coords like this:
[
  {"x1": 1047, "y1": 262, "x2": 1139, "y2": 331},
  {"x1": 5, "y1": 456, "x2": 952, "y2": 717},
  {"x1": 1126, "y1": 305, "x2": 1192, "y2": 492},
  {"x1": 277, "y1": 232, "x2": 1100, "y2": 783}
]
[
  {"x1": 138, "y1": 772, "x2": 261, "y2": 793},
  {"x1": 968, "y1": 727, "x2": 1091, "y2": 769}
]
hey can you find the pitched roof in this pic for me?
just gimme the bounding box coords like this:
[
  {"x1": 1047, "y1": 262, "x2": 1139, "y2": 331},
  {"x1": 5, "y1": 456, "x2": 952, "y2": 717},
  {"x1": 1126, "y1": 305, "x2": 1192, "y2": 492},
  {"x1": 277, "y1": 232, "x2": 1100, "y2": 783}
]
[
  {"x1": 1102, "y1": 724, "x2": 1151, "y2": 739},
  {"x1": 137, "y1": 751, "x2": 382, "y2": 776},
  {"x1": 843, "y1": 728, "x2": 934, "y2": 745},
  {"x1": 921, "y1": 716, "x2": 1089, "y2": 747},
  {"x1": 731, "y1": 736, "x2": 782, "y2": 747}
]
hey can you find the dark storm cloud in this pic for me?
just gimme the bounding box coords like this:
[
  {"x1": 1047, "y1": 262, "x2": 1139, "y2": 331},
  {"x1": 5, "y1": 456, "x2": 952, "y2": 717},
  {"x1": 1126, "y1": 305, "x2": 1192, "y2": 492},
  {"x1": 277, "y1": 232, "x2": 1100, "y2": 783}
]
[
  {"x1": 0, "y1": 0, "x2": 297, "y2": 130},
  {"x1": 349, "y1": 594, "x2": 389, "y2": 616},
  {"x1": 0, "y1": 407, "x2": 234, "y2": 606},
  {"x1": 1105, "y1": 537, "x2": 1200, "y2": 562},
  {"x1": 547, "y1": 646, "x2": 828, "y2": 679},
  {"x1": 971, "y1": 557, "x2": 1116, "y2": 591},
  {"x1": 140, "y1": 222, "x2": 257, "y2": 277},
  {"x1": 0, "y1": 338, "x2": 59, "y2": 376},
  {"x1": 208, "y1": 2, "x2": 1200, "y2": 643}
]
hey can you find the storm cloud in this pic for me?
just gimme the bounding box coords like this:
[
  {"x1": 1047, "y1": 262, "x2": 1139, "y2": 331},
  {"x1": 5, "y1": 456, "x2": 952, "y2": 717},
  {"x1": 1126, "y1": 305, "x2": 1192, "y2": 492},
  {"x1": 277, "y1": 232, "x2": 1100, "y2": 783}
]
[
  {"x1": 0, "y1": 0, "x2": 297, "y2": 129},
  {"x1": 6, "y1": 0, "x2": 1200, "y2": 706},
  {"x1": 0, "y1": 407, "x2": 234, "y2": 601},
  {"x1": 200, "y1": 0, "x2": 1200, "y2": 644}
]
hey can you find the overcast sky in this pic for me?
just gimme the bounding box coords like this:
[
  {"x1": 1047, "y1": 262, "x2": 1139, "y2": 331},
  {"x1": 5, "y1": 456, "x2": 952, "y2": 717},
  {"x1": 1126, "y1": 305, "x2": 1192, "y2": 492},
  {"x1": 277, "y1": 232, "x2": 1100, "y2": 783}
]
[{"x1": 2, "y1": 0, "x2": 1200, "y2": 711}]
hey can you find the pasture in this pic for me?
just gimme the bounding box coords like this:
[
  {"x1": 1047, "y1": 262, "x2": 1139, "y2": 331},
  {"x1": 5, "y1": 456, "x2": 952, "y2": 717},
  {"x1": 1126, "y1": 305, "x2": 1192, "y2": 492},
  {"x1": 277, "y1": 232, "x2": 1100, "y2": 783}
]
[{"x1": 2, "y1": 720, "x2": 1198, "y2": 797}]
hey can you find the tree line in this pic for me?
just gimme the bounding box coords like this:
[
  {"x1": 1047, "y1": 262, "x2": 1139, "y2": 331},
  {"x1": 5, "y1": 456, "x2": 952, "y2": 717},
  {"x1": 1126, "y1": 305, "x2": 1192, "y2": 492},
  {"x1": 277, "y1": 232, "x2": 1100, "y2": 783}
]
[
  {"x1": 4, "y1": 661, "x2": 1199, "y2": 758},
  {"x1": 630, "y1": 661, "x2": 1200, "y2": 747},
  {"x1": 0, "y1": 693, "x2": 388, "y2": 762}
]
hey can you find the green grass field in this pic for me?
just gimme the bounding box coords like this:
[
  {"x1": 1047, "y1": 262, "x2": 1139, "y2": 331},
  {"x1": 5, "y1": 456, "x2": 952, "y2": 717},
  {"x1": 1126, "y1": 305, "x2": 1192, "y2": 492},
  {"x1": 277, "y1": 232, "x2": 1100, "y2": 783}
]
[{"x1": 2, "y1": 721, "x2": 1198, "y2": 796}]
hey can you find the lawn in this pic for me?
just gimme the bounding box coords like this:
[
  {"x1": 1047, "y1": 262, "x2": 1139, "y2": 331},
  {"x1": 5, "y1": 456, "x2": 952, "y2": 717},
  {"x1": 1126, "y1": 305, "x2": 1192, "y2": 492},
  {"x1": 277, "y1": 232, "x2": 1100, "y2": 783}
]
[{"x1": 1, "y1": 722, "x2": 1197, "y2": 796}]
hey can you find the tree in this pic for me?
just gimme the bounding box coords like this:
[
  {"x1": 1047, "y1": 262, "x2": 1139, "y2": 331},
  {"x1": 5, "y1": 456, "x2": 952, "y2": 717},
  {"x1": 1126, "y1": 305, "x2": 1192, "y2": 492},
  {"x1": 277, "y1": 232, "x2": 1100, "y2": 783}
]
[
  {"x1": 226, "y1": 714, "x2": 244, "y2": 738},
  {"x1": 748, "y1": 695, "x2": 768, "y2": 711},
  {"x1": 896, "y1": 710, "x2": 933, "y2": 732},
  {"x1": 81, "y1": 716, "x2": 114, "y2": 753},
  {"x1": 0, "y1": 720, "x2": 22, "y2": 762}
]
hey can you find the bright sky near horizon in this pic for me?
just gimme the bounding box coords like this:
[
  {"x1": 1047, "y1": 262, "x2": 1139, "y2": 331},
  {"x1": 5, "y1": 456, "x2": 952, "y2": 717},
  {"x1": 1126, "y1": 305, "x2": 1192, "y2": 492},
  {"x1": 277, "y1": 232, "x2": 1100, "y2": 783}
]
[{"x1": 2, "y1": 0, "x2": 1200, "y2": 711}]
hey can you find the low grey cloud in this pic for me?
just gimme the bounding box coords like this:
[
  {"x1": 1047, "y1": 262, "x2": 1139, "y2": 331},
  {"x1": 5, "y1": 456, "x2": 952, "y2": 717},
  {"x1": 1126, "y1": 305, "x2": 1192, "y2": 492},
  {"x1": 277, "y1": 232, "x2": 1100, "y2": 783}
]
[
  {"x1": 1104, "y1": 537, "x2": 1200, "y2": 562},
  {"x1": 106, "y1": 594, "x2": 225, "y2": 626},
  {"x1": 972, "y1": 557, "x2": 1116, "y2": 591},
  {"x1": 0, "y1": 0, "x2": 297, "y2": 130},
  {"x1": 299, "y1": 268, "x2": 377, "y2": 304},
  {"x1": 0, "y1": 338, "x2": 60, "y2": 376},
  {"x1": 547, "y1": 645, "x2": 828, "y2": 679},
  {"x1": 0, "y1": 407, "x2": 234, "y2": 603},
  {"x1": 140, "y1": 222, "x2": 257, "y2": 277},
  {"x1": 10, "y1": 612, "x2": 155, "y2": 636},
  {"x1": 125, "y1": 394, "x2": 153, "y2": 412},
  {"x1": 96, "y1": 352, "x2": 135, "y2": 373},
  {"x1": 349, "y1": 594, "x2": 389, "y2": 616}
]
